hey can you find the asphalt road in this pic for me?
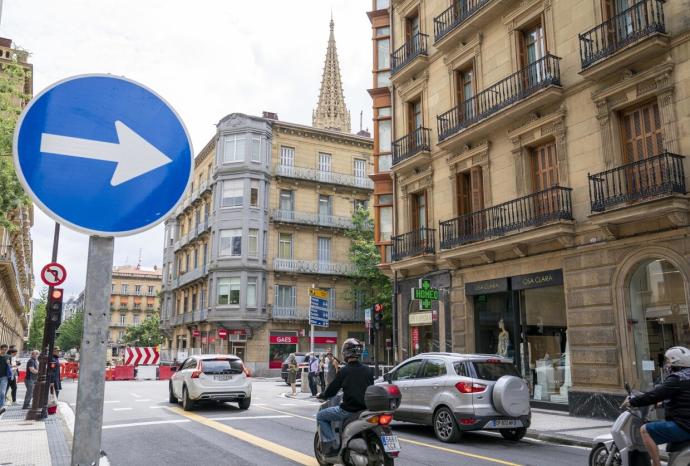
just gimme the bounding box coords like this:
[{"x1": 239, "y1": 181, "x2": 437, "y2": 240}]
[{"x1": 58, "y1": 378, "x2": 589, "y2": 466}]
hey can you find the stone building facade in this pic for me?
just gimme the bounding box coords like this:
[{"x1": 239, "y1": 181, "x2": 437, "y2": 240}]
[{"x1": 388, "y1": 0, "x2": 690, "y2": 416}]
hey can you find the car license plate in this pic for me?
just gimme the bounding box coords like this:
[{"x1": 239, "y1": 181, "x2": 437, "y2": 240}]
[
  {"x1": 486, "y1": 419, "x2": 522, "y2": 429},
  {"x1": 214, "y1": 374, "x2": 232, "y2": 381},
  {"x1": 381, "y1": 435, "x2": 400, "y2": 453}
]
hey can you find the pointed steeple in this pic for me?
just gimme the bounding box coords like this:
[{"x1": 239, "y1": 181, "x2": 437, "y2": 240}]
[{"x1": 313, "y1": 17, "x2": 351, "y2": 133}]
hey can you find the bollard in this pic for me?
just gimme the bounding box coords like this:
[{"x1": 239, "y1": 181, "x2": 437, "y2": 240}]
[{"x1": 300, "y1": 370, "x2": 310, "y2": 393}]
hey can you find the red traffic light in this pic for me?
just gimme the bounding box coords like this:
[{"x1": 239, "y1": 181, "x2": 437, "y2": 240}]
[
  {"x1": 51, "y1": 288, "x2": 64, "y2": 300},
  {"x1": 374, "y1": 303, "x2": 384, "y2": 313}
]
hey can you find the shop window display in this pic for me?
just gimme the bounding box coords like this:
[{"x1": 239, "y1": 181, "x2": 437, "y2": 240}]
[{"x1": 475, "y1": 293, "x2": 516, "y2": 359}]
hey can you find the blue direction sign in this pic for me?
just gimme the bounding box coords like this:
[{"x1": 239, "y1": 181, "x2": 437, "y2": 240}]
[
  {"x1": 13, "y1": 75, "x2": 193, "y2": 236},
  {"x1": 309, "y1": 293, "x2": 329, "y2": 327}
]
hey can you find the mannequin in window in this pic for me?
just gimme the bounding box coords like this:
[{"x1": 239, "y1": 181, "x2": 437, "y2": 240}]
[{"x1": 497, "y1": 318, "x2": 510, "y2": 358}]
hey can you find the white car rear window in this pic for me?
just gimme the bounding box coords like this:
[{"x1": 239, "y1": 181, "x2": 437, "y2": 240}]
[{"x1": 202, "y1": 359, "x2": 243, "y2": 374}]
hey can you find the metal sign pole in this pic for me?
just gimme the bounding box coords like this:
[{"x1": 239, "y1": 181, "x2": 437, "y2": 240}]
[{"x1": 71, "y1": 236, "x2": 114, "y2": 466}]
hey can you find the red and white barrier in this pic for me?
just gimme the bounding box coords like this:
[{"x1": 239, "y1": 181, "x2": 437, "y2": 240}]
[{"x1": 124, "y1": 347, "x2": 159, "y2": 366}]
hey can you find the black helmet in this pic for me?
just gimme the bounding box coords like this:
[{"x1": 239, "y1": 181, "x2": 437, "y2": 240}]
[{"x1": 342, "y1": 338, "x2": 363, "y2": 360}]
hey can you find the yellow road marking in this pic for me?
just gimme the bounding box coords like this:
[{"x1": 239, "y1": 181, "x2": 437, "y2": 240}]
[
  {"x1": 255, "y1": 405, "x2": 521, "y2": 466},
  {"x1": 166, "y1": 407, "x2": 318, "y2": 466},
  {"x1": 399, "y1": 437, "x2": 522, "y2": 466}
]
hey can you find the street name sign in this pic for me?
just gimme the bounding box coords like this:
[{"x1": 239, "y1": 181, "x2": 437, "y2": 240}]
[
  {"x1": 13, "y1": 74, "x2": 193, "y2": 236},
  {"x1": 40, "y1": 262, "x2": 66, "y2": 287},
  {"x1": 411, "y1": 278, "x2": 440, "y2": 311}
]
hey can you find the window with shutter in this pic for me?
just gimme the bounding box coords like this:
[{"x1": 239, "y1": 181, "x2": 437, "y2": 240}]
[
  {"x1": 621, "y1": 101, "x2": 665, "y2": 196},
  {"x1": 531, "y1": 141, "x2": 560, "y2": 216}
]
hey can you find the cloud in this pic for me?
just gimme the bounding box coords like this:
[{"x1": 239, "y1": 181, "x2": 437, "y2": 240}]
[{"x1": 3, "y1": 0, "x2": 373, "y2": 298}]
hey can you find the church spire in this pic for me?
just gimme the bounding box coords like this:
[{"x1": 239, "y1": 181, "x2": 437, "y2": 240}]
[{"x1": 312, "y1": 17, "x2": 351, "y2": 133}]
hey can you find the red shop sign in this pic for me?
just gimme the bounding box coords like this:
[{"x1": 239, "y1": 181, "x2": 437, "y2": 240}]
[
  {"x1": 208, "y1": 336, "x2": 216, "y2": 343},
  {"x1": 411, "y1": 327, "x2": 419, "y2": 350},
  {"x1": 217, "y1": 328, "x2": 228, "y2": 339},
  {"x1": 229, "y1": 329, "x2": 246, "y2": 335},
  {"x1": 313, "y1": 337, "x2": 337, "y2": 344},
  {"x1": 192, "y1": 329, "x2": 201, "y2": 337},
  {"x1": 269, "y1": 335, "x2": 298, "y2": 344}
]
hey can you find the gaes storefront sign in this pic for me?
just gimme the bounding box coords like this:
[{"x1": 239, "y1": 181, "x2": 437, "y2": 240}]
[{"x1": 411, "y1": 278, "x2": 440, "y2": 311}]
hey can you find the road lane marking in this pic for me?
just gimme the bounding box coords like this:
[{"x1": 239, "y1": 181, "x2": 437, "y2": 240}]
[
  {"x1": 210, "y1": 415, "x2": 292, "y2": 421},
  {"x1": 398, "y1": 437, "x2": 521, "y2": 466},
  {"x1": 130, "y1": 393, "x2": 141, "y2": 398},
  {"x1": 254, "y1": 403, "x2": 268, "y2": 406},
  {"x1": 104, "y1": 400, "x2": 120, "y2": 404},
  {"x1": 280, "y1": 403, "x2": 297, "y2": 406},
  {"x1": 254, "y1": 405, "x2": 315, "y2": 421},
  {"x1": 149, "y1": 406, "x2": 167, "y2": 409},
  {"x1": 112, "y1": 407, "x2": 133, "y2": 411},
  {"x1": 167, "y1": 407, "x2": 318, "y2": 466},
  {"x1": 104, "y1": 419, "x2": 190, "y2": 429},
  {"x1": 134, "y1": 399, "x2": 152, "y2": 402}
]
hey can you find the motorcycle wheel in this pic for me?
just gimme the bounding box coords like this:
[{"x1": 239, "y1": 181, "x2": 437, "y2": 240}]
[
  {"x1": 313, "y1": 432, "x2": 329, "y2": 466},
  {"x1": 589, "y1": 444, "x2": 619, "y2": 466},
  {"x1": 366, "y1": 436, "x2": 394, "y2": 466}
]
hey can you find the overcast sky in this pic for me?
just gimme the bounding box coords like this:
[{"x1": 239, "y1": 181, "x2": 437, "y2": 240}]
[{"x1": 2, "y1": 0, "x2": 373, "y2": 299}]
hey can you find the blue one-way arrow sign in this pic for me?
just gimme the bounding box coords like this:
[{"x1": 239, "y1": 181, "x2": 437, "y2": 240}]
[{"x1": 13, "y1": 75, "x2": 193, "y2": 236}]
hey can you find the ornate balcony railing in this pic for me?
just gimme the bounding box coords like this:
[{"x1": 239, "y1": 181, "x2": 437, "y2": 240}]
[
  {"x1": 275, "y1": 165, "x2": 373, "y2": 190},
  {"x1": 273, "y1": 258, "x2": 355, "y2": 275},
  {"x1": 392, "y1": 228, "x2": 436, "y2": 262},
  {"x1": 391, "y1": 32, "x2": 429, "y2": 75},
  {"x1": 433, "y1": 0, "x2": 492, "y2": 43},
  {"x1": 392, "y1": 127, "x2": 431, "y2": 166},
  {"x1": 437, "y1": 54, "x2": 561, "y2": 142},
  {"x1": 579, "y1": 0, "x2": 665, "y2": 69},
  {"x1": 271, "y1": 209, "x2": 354, "y2": 229},
  {"x1": 440, "y1": 186, "x2": 573, "y2": 249},
  {"x1": 588, "y1": 152, "x2": 685, "y2": 212}
]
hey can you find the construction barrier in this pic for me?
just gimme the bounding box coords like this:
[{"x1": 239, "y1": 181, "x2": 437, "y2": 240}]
[
  {"x1": 18, "y1": 370, "x2": 25, "y2": 383},
  {"x1": 113, "y1": 365, "x2": 135, "y2": 381},
  {"x1": 61, "y1": 362, "x2": 79, "y2": 380},
  {"x1": 135, "y1": 365, "x2": 157, "y2": 380},
  {"x1": 158, "y1": 365, "x2": 173, "y2": 380}
]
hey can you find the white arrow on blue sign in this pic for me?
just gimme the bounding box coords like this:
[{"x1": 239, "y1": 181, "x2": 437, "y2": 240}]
[{"x1": 13, "y1": 74, "x2": 193, "y2": 236}]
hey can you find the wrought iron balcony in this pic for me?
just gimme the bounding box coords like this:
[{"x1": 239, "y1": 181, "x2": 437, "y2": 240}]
[
  {"x1": 588, "y1": 152, "x2": 686, "y2": 213},
  {"x1": 270, "y1": 209, "x2": 354, "y2": 229},
  {"x1": 392, "y1": 127, "x2": 431, "y2": 166},
  {"x1": 579, "y1": 0, "x2": 665, "y2": 70},
  {"x1": 440, "y1": 186, "x2": 573, "y2": 249},
  {"x1": 391, "y1": 33, "x2": 429, "y2": 75},
  {"x1": 438, "y1": 54, "x2": 561, "y2": 142},
  {"x1": 275, "y1": 164, "x2": 373, "y2": 190},
  {"x1": 176, "y1": 265, "x2": 208, "y2": 288},
  {"x1": 392, "y1": 228, "x2": 436, "y2": 262},
  {"x1": 434, "y1": 0, "x2": 492, "y2": 43},
  {"x1": 273, "y1": 258, "x2": 355, "y2": 276}
]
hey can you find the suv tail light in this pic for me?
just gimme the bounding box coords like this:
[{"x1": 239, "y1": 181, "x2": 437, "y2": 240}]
[
  {"x1": 191, "y1": 370, "x2": 202, "y2": 379},
  {"x1": 455, "y1": 381, "x2": 486, "y2": 393}
]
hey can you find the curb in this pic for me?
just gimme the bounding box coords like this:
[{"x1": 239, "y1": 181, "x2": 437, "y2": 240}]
[
  {"x1": 57, "y1": 401, "x2": 111, "y2": 466},
  {"x1": 525, "y1": 429, "x2": 592, "y2": 448}
]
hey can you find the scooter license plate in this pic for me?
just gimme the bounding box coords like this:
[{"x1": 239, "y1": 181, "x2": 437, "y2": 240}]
[
  {"x1": 486, "y1": 419, "x2": 522, "y2": 429},
  {"x1": 381, "y1": 435, "x2": 400, "y2": 453}
]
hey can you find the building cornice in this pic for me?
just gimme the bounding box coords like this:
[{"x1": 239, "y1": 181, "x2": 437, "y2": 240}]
[{"x1": 273, "y1": 121, "x2": 373, "y2": 149}]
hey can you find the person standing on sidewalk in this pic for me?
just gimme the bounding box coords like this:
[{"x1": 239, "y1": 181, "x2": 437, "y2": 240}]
[
  {"x1": 48, "y1": 346, "x2": 62, "y2": 398},
  {"x1": 286, "y1": 353, "x2": 298, "y2": 397},
  {"x1": 5, "y1": 348, "x2": 18, "y2": 405},
  {"x1": 318, "y1": 354, "x2": 326, "y2": 394},
  {"x1": 307, "y1": 353, "x2": 319, "y2": 397},
  {"x1": 22, "y1": 350, "x2": 39, "y2": 409},
  {"x1": 0, "y1": 344, "x2": 9, "y2": 415},
  {"x1": 324, "y1": 350, "x2": 339, "y2": 387}
]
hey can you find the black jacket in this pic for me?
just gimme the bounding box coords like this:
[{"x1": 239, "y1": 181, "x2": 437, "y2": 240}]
[
  {"x1": 322, "y1": 361, "x2": 374, "y2": 413},
  {"x1": 630, "y1": 368, "x2": 690, "y2": 432}
]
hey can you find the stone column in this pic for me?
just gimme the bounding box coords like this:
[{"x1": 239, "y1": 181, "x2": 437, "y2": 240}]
[
  {"x1": 596, "y1": 100, "x2": 615, "y2": 169},
  {"x1": 656, "y1": 89, "x2": 679, "y2": 153}
]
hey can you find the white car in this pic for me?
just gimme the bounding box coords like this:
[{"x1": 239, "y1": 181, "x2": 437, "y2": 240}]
[{"x1": 169, "y1": 354, "x2": 252, "y2": 411}]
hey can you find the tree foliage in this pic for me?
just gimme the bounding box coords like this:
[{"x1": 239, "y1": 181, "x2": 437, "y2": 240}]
[
  {"x1": 0, "y1": 58, "x2": 31, "y2": 228},
  {"x1": 345, "y1": 208, "x2": 392, "y2": 321},
  {"x1": 122, "y1": 314, "x2": 163, "y2": 347},
  {"x1": 27, "y1": 288, "x2": 47, "y2": 350},
  {"x1": 57, "y1": 310, "x2": 83, "y2": 350}
]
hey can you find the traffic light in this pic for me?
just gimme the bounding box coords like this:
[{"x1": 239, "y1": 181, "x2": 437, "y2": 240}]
[
  {"x1": 374, "y1": 304, "x2": 384, "y2": 331},
  {"x1": 48, "y1": 288, "x2": 64, "y2": 323},
  {"x1": 374, "y1": 303, "x2": 384, "y2": 314}
]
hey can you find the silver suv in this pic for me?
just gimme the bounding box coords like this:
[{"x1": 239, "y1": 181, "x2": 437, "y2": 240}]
[{"x1": 381, "y1": 353, "x2": 531, "y2": 443}]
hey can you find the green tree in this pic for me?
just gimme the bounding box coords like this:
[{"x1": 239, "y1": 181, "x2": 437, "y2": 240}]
[
  {"x1": 27, "y1": 288, "x2": 47, "y2": 350},
  {"x1": 345, "y1": 208, "x2": 392, "y2": 321},
  {"x1": 122, "y1": 313, "x2": 163, "y2": 347},
  {"x1": 56, "y1": 310, "x2": 83, "y2": 350},
  {"x1": 0, "y1": 55, "x2": 31, "y2": 228}
]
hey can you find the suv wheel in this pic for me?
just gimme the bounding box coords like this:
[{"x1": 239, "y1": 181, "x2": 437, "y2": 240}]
[
  {"x1": 238, "y1": 397, "x2": 251, "y2": 410},
  {"x1": 168, "y1": 382, "x2": 177, "y2": 403},
  {"x1": 182, "y1": 385, "x2": 194, "y2": 411},
  {"x1": 500, "y1": 427, "x2": 527, "y2": 441},
  {"x1": 433, "y1": 407, "x2": 461, "y2": 443}
]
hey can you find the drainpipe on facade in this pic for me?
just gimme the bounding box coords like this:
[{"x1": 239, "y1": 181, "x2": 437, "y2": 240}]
[{"x1": 389, "y1": 4, "x2": 399, "y2": 365}]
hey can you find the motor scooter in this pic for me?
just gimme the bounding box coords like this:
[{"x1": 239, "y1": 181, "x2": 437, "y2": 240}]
[
  {"x1": 589, "y1": 382, "x2": 690, "y2": 466},
  {"x1": 314, "y1": 384, "x2": 401, "y2": 466}
]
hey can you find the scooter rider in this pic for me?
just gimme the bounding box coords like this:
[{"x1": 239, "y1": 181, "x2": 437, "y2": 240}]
[
  {"x1": 625, "y1": 346, "x2": 690, "y2": 466},
  {"x1": 316, "y1": 338, "x2": 374, "y2": 457}
]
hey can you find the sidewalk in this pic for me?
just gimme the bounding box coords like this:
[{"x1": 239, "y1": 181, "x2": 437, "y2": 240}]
[
  {"x1": 527, "y1": 408, "x2": 611, "y2": 447},
  {"x1": 0, "y1": 400, "x2": 72, "y2": 466}
]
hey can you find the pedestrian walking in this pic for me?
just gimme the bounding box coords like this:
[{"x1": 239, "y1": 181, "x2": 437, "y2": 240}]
[
  {"x1": 48, "y1": 346, "x2": 62, "y2": 399},
  {"x1": 22, "y1": 350, "x2": 39, "y2": 409},
  {"x1": 5, "y1": 348, "x2": 18, "y2": 405},
  {"x1": 324, "y1": 350, "x2": 340, "y2": 388},
  {"x1": 318, "y1": 353, "x2": 326, "y2": 394},
  {"x1": 307, "y1": 353, "x2": 319, "y2": 397},
  {"x1": 286, "y1": 353, "x2": 298, "y2": 397},
  {"x1": 0, "y1": 343, "x2": 9, "y2": 414}
]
